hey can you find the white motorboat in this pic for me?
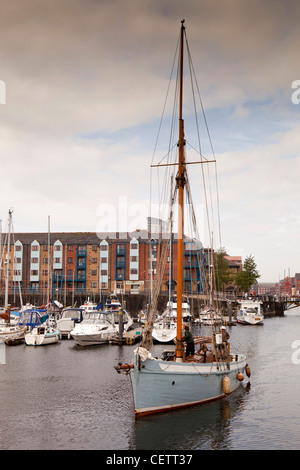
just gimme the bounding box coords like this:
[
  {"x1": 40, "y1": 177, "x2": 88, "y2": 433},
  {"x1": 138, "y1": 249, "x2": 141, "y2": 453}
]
[
  {"x1": 56, "y1": 308, "x2": 85, "y2": 338},
  {"x1": 237, "y1": 299, "x2": 264, "y2": 325},
  {"x1": 105, "y1": 294, "x2": 133, "y2": 332},
  {"x1": 70, "y1": 311, "x2": 118, "y2": 346},
  {"x1": 166, "y1": 297, "x2": 192, "y2": 323},
  {"x1": 80, "y1": 298, "x2": 101, "y2": 314},
  {"x1": 200, "y1": 308, "x2": 222, "y2": 326},
  {"x1": 105, "y1": 294, "x2": 122, "y2": 310},
  {"x1": 25, "y1": 325, "x2": 61, "y2": 346}
]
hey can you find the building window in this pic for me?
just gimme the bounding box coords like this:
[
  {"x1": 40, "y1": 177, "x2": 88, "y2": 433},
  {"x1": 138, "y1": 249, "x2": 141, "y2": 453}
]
[
  {"x1": 68, "y1": 245, "x2": 73, "y2": 251},
  {"x1": 100, "y1": 245, "x2": 108, "y2": 251},
  {"x1": 68, "y1": 257, "x2": 73, "y2": 263},
  {"x1": 101, "y1": 257, "x2": 107, "y2": 263},
  {"x1": 131, "y1": 243, "x2": 138, "y2": 250},
  {"x1": 130, "y1": 269, "x2": 138, "y2": 275},
  {"x1": 54, "y1": 257, "x2": 61, "y2": 263},
  {"x1": 92, "y1": 245, "x2": 98, "y2": 252},
  {"x1": 31, "y1": 245, "x2": 39, "y2": 251},
  {"x1": 31, "y1": 258, "x2": 39, "y2": 263},
  {"x1": 91, "y1": 257, "x2": 97, "y2": 263},
  {"x1": 101, "y1": 270, "x2": 107, "y2": 276},
  {"x1": 91, "y1": 270, "x2": 97, "y2": 276},
  {"x1": 54, "y1": 245, "x2": 61, "y2": 251},
  {"x1": 130, "y1": 256, "x2": 138, "y2": 262},
  {"x1": 15, "y1": 245, "x2": 22, "y2": 251},
  {"x1": 91, "y1": 281, "x2": 97, "y2": 288},
  {"x1": 31, "y1": 270, "x2": 38, "y2": 276}
]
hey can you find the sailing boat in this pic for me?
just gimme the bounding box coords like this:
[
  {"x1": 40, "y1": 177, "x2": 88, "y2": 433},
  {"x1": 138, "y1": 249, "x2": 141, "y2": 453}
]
[
  {"x1": 24, "y1": 216, "x2": 61, "y2": 346},
  {"x1": 0, "y1": 209, "x2": 25, "y2": 345},
  {"x1": 115, "y1": 20, "x2": 249, "y2": 417},
  {"x1": 152, "y1": 178, "x2": 177, "y2": 344}
]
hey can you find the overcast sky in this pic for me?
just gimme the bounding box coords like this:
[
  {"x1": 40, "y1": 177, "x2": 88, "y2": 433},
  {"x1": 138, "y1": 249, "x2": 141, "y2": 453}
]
[{"x1": 0, "y1": 0, "x2": 300, "y2": 282}]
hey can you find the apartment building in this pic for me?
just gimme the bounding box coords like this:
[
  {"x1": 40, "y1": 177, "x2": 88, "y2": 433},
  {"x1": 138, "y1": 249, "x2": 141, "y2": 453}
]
[{"x1": 0, "y1": 231, "x2": 209, "y2": 300}]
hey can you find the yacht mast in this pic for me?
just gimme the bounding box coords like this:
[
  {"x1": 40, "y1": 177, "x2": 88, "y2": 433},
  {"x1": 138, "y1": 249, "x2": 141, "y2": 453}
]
[
  {"x1": 176, "y1": 20, "x2": 186, "y2": 361},
  {"x1": 4, "y1": 209, "x2": 13, "y2": 311}
]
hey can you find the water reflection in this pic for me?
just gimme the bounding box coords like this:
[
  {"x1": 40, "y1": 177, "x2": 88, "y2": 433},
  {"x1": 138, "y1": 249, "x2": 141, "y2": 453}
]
[
  {"x1": 1, "y1": 314, "x2": 300, "y2": 449},
  {"x1": 131, "y1": 382, "x2": 251, "y2": 450}
]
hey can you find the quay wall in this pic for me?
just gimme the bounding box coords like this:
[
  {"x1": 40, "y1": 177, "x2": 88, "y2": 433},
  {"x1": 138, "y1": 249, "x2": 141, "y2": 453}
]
[{"x1": 1, "y1": 293, "x2": 285, "y2": 318}]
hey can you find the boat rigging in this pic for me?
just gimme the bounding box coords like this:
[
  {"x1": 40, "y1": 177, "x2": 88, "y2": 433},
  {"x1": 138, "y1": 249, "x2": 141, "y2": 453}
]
[{"x1": 115, "y1": 20, "x2": 250, "y2": 417}]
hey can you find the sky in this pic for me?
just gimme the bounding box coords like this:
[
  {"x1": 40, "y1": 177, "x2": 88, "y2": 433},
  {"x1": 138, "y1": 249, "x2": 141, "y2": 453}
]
[{"x1": 0, "y1": 0, "x2": 300, "y2": 282}]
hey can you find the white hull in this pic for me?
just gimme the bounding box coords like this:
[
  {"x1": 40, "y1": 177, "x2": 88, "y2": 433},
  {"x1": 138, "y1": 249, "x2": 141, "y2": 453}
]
[
  {"x1": 0, "y1": 325, "x2": 25, "y2": 343},
  {"x1": 72, "y1": 330, "x2": 117, "y2": 346},
  {"x1": 152, "y1": 326, "x2": 177, "y2": 343},
  {"x1": 71, "y1": 310, "x2": 133, "y2": 346},
  {"x1": 201, "y1": 318, "x2": 222, "y2": 326},
  {"x1": 25, "y1": 326, "x2": 60, "y2": 346},
  {"x1": 237, "y1": 315, "x2": 264, "y2": 325},
  {"x1": 130, "y1": 348, "x2": 247, "y2": 416}
]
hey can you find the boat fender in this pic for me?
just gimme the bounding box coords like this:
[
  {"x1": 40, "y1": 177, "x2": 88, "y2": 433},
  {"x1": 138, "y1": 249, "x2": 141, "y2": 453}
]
[
  {"x1": 114, "y1": 363, "x2": 134, "y2": 374},
  {"x1": 222, "y1": 376, "x2": 230, "y2": 395},
  {"x1": 245, "y1": 364, "x2": 251, "y2": 378},
  {"x1": 119, "y1": 363, "x2": 134, "y2": 370},
  {"x1": 236, "y1": 373, "x2": 244, "y2": 382}
]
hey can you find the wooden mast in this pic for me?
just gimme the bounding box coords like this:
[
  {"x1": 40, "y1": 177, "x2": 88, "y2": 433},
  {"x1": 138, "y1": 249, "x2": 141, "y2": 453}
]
[{"x1": 176, "y1": 20, "x2": 186, "y2": 361}]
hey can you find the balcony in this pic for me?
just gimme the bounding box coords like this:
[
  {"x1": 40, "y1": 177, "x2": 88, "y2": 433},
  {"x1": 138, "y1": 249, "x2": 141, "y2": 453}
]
[
  {"x1": 116, "y1": 259, "x2": 125, "y2": 267},
  {"x1": 77, "y1": 248, "x2": 86, "y2": 256},
  {"x1": 77, "y1": 260, "x2": 86, "y2": 269}
]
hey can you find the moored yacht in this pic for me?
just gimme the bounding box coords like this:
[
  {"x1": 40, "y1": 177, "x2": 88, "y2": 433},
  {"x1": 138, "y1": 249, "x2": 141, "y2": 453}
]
[
  {"x1": 70, "y1": 310, "x2": 118, "y2": 346},
  {"x1": 152, "y1": 317, "x2": 177, "y2": 344},
  {"x1": 56, "y1": 308, "x2": 85, "y2": 338},
  {"x1": 237, "y1": 299, "x2": 264, "y2": 325},
  {"x1": 25, "y1": 324, "x2": 61, "y2": 346}
]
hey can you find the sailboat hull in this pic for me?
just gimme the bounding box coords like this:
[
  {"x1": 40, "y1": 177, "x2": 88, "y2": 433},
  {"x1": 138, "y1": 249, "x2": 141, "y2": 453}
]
[
  {"x1": 0, "y1": 326, "x2": 25, "y2": 344},
  {"x1": 130, "y1": 349, "x2": 247, "y2": 416}
]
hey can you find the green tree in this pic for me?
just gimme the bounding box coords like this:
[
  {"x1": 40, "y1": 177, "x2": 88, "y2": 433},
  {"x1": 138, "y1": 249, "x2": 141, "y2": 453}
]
[
  {"x1": 214, "y1": 247, "x2": 235, "y2": 292},
  {"x1": 235, "y1": 254, "x2": 260, "y2": 293}
]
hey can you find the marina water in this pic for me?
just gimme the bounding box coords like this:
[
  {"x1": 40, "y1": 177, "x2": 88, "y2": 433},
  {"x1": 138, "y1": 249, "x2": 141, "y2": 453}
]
[{"x1": 0, "y1": 310, "x2": 300, "y2": 450}]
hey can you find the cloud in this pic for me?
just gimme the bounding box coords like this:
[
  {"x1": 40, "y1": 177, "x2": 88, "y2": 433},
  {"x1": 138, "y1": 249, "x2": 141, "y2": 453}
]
[{"x1": 0, "y1": 0, "x2": 299, "y2": 281}]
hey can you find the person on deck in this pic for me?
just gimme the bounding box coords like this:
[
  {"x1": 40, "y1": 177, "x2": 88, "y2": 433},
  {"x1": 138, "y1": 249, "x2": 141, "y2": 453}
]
[
  {"x1": 221, "y1": 326, "x2": 230, "y2": 343},
  {"x1": 220, "y1": 326, "x2": 230, "y2": 363},
  {"x1": 182, "y1": 324, "x2": 195, "y2": 357}
]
